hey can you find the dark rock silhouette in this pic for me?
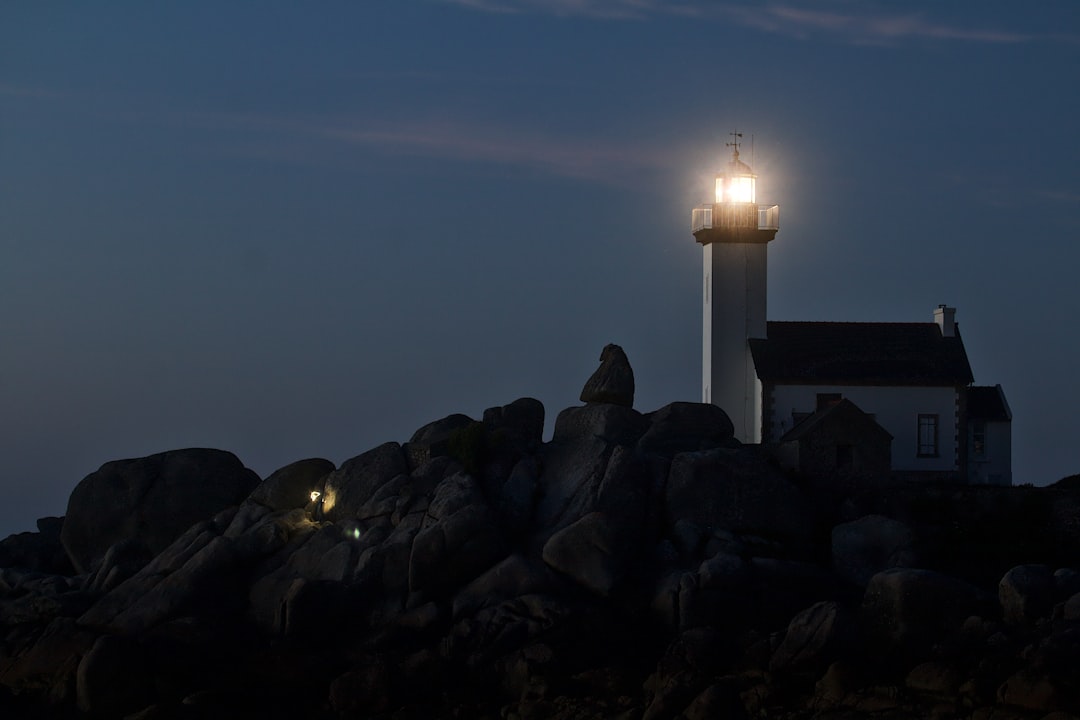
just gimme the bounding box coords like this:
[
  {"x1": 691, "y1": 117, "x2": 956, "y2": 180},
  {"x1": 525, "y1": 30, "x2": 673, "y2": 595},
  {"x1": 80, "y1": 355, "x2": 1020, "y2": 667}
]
[
  {"x1": 2, "y1": 345, "x2": 1080, "y2": 718},
  {"x1": 579, "y1": 343, "x2": 635, "y2": 407},
  {"x1": 60, "y1": 448, "x2": 259, "y2": 574}
]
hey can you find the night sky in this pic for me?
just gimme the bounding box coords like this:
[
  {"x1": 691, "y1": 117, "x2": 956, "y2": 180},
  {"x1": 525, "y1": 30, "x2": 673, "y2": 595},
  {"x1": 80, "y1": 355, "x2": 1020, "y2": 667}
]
[{"x1": 2, "y1": 1, "x2": 1079, "y2": 537}]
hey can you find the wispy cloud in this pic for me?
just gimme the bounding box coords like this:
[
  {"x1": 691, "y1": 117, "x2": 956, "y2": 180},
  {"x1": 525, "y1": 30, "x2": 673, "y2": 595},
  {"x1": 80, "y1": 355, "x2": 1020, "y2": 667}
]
[
  {"x1": 0, "y1": 77, "x2": 665, "y2": 186},
  {"x1": 758, "y1": 5, "x2": 1031, "y2": 44},
  {"x1": 317, "y1": 119, "x2": 672, "y2": 183},
  {"x1": 1041, "y1": 188, "x2": 1080, "y2": 205},
  {"x1": 438, "y1": 0, "x2": 680, "y2": 20},
  {"x1": 440, "y1": 0, "x2": 1042, "y2": 45}
]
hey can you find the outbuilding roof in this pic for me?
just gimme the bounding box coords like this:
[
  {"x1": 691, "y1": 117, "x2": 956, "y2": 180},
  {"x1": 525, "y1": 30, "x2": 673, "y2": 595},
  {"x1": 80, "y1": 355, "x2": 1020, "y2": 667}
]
[
  {"x1": 779, "y1": 398, "x2": 893, "y2": 443},
  {"x1": 968, "y1": 384, "x2": 1012, "y2": 422},
  {"x1": 749, "y1": 321, "x2": 974, "y2": 386}
]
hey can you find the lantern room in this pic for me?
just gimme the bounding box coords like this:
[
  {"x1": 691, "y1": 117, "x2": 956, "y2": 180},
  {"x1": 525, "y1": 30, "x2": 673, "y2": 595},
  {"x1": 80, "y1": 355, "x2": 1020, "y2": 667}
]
[
  {"x1": 691, "y1": 133, "x2": 779, "y2": 243},
  {"x1": 715, "y1": 148, "x2": 756, "y2": 204}
]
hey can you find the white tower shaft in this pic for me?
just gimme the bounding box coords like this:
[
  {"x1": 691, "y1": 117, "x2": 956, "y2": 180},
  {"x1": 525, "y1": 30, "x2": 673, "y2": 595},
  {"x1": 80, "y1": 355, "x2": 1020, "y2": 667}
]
[{"x1": 703, "y1": 241, "x2": 767, "y2": 443}]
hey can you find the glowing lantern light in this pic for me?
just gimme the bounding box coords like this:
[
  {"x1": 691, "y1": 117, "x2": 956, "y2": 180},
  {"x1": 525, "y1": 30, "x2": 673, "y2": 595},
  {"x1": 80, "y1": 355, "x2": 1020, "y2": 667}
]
[
  {"x1": 714, "y1": 143, "x2": 756, "y2": 205},
  {"x1": 310, "y1": 491, "x2": 321, "y2": 503},
  {"x1": 693, "y1": 130, "x2": 778, "y2": 236}
]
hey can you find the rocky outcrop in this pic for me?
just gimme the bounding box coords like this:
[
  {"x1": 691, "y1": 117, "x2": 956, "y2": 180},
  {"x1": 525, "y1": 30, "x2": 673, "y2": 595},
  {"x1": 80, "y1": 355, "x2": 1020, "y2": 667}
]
[
  {"x1": 769, "y1": 600, "x2": 853, "y2": 675},
  {"x1": 249, "y1": 457, "x2": 335, "y2": 512},
  {"x1": 999, "y1": 563, "x2": 1056, "y2": 626},
  {"x1": 320, "y1": 441, "x2": 408, "y2": 522},
  {"x1": 0, "y1": 517, "x2": 72, "y2": 576},
  {"x1": 60, "y1": 449, "x2": 260, "y2": 574},
  {"x1": 665, "y1": 446, "x2": 815, "y2": 545},
  {"x1": 638, "y1": 401, "x2": 735, "y2": 457},
  {"x1": 2, "y1": 346, "x2": 1080, "y2": 718},
  {"x1": 831, "y1": 514, "x2": 916, "y2": 587},
  {"x1": 860, "y1": 567, "x2": 990, "y2": 659},
  {"x1": 408, "y1": 472, "x2": 507, "y2": 593}
]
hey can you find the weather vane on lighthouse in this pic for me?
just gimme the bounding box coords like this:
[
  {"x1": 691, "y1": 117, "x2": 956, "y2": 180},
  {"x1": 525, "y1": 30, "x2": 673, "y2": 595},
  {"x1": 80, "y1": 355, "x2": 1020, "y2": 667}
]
[{"x1": 691, "y1": 132, "x2": 779, "y2": 442}]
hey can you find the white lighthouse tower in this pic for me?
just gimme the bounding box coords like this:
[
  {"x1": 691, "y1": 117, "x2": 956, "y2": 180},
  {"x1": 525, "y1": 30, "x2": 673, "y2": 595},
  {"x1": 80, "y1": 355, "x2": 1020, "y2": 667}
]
[{"x1": 692, "y1": 132, "x2": 779, "y2": 443}]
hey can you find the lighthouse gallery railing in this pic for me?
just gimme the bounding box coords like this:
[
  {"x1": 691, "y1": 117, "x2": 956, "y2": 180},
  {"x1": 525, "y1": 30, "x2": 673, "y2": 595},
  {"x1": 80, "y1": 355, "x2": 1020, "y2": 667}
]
[{"x1": 692, "y1": 204, "x2": 779, "y2": 233}]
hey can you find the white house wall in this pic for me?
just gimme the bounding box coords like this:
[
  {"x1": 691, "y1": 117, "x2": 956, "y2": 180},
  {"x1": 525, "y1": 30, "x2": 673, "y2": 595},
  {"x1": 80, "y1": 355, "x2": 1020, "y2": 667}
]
[
  {"x1": 969, "y1": 420, "x2": 1012, "y2": 485},
  {"x1": 767, "y1": 384, "x2": 960, "y2": 472}
]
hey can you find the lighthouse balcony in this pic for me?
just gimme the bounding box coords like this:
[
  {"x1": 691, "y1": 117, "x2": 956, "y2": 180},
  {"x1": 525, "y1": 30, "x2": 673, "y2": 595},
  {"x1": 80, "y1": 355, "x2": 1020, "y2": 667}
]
[{"x1": 692, "y1": 204, "x2": 779, "y2": 233}]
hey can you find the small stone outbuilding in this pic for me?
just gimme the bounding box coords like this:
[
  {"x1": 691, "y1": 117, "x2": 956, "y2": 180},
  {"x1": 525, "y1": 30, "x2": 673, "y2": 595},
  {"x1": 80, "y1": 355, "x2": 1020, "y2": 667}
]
[{"x1": 774, "y1": 398, "x2": 892, "y2": 487}]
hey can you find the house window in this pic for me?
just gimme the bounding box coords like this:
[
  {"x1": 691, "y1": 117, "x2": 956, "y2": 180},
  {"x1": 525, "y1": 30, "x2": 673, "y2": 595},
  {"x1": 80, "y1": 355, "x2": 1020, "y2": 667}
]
[
  {"x1": 972, "y1": 420, "x2": 986, "y2": 459},
  {"x1": 917, "y1": 414, "x2": 939, "y2": 457}
]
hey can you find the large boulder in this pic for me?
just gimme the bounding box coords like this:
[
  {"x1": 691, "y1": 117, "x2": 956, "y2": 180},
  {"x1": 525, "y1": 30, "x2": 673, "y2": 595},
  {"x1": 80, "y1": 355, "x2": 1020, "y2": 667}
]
[
  {"x1": 493, "y1": 457, "x2": 540, "y2": 539},
  {"x1": 0, "y1": 617, "x2": 97, "y2": 706},
  {"x1": 442, "y1": 594, "x2": 575, "y2": 669},
  {"x1": 246, "y1": 523, "x2": 346, "y2": 635},
  {"x1": 665, "y1": 447, "x2": 814, "y2": 545},
  {"x1": 61, "y1": 449, "x2": 260, "y2": 574},
  {"x1": 452, "y1": 554, "x2": 557, "y2": 619},
  {"x1": 860, "y1": 568, "x2": 989, "y2": 659},
  {"x1": 542, "y1": 511, "x2": 632, "y2": 597},
  {"x1": 551, "y1": 403, "x2": 648, "y2": 446},
  {"x1": 638, "y1": 402, "x2": 734, "y2": 458},
  {"x1": 643, "y1": 627, "x2": 733, "y2": 720},
  {"x1": 81, "y1": 509, "x2": 306, "y2": 634},
  {"x1": 999, "y1": 564, "x2": 1055, "y2": 626},
  {"x1": 653, "y1": 552, "x2": 751, "y2": 632},
  {"x1": 0, "y1": 517, "x2": 73, "y2": 575},
  {"x1": 770, "y1": 601, "x2": 853, "y2": 675},
  {"x1": 480, "y1": 398, "x2": 546, "y2": 491},
  {"x1": 531, "y1": 405, "x2": 648, "y2": 540},
  {"x1": 580, "y1": 344, "x2": 635, "y2": 407},
  {"x1": 249, "y1": 458, "x2": 335, "y2": 512},
  {"x1": 832, "y1": 515, "x2": 916, "y2": 587},
  {"x1": 76, "y1": 635, "x2": 153, "y2": 716},
  {"x1": 322, "y1": 442, "x2": 408, "y2": 522},
  {"x1": 84, "y1": 539, "x2": 153, "y2": 594},
  {"x1": 408, "y1": 473, "x2": 507, "y2": 594},
  {"x1": 483, "y1": 397, "x2": 545, "y2": 455},
  {"x1": 403, "y1": 413, "x2": 476, "y2": 471}
]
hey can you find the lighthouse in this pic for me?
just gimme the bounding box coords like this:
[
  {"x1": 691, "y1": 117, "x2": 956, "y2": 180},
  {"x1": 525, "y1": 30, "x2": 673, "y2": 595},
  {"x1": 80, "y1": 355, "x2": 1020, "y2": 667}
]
[{"x1": 692, "y1": 132, "x2": 779, "y2": 443}]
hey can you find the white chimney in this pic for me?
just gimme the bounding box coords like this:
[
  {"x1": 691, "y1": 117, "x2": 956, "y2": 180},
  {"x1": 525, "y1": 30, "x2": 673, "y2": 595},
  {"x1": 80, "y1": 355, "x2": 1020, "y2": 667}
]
[{"x1": 934, "y1": 305, "x2": 956, "y2": 337}]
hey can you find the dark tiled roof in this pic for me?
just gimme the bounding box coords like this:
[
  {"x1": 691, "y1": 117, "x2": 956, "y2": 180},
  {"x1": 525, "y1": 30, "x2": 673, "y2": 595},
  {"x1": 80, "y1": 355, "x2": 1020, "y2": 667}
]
[
  {"x1": 968, "y1": 385, "x2": 1012, "y2": 422},
  {"x1": 750, "y1": 321, "x2": 974, "y2": 386}
]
